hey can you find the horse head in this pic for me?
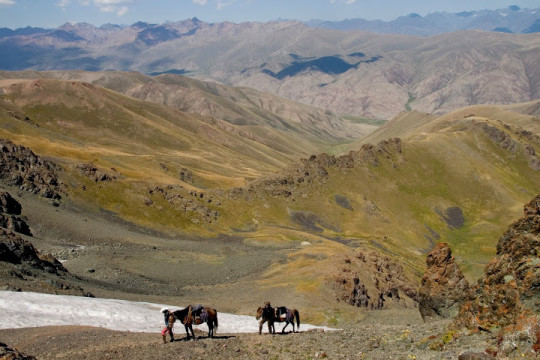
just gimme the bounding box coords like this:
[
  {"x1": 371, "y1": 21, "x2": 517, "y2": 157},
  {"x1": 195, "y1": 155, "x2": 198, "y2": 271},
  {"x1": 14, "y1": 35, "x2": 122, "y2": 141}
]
[{"x1": 256, "y1": 307, "x2": 263, "y2": 320}]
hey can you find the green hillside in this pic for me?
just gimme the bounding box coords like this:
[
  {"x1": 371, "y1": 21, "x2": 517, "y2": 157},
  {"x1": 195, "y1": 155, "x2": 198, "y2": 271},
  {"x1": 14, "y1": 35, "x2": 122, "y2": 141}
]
[{"x1": 0, "y1": 73, "x2": 539, "y2": 325}]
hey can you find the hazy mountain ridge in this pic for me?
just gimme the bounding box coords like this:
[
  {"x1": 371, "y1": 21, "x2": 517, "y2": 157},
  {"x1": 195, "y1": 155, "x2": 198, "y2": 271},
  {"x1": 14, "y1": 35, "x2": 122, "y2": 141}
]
[
  {"x1": 307, "y1": 5, "x2": 540, "y2": 36},
  {"x1": 0, "y1": 70, "x2": 375, "y2": 154},
  {"x1": 1, "y1": 19, "x2": 539, "y2": 119}
]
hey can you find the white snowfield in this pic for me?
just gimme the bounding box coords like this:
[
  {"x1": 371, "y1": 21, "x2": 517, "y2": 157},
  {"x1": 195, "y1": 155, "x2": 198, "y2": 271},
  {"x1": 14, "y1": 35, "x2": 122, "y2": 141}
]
[{"x1": 0, "y1": 291, "x2": 335, "y2": 334}]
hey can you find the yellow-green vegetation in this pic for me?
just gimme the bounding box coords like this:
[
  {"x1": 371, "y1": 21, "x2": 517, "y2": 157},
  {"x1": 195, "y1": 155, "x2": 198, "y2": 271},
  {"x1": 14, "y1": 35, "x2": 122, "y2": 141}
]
[{"x1": 1, "y1": 74, "x2": 540, "y2": 325}]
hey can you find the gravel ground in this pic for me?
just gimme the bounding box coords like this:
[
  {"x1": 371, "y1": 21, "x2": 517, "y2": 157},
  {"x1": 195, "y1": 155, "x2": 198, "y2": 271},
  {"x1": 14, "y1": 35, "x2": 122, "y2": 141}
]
[{"x1": 0, "y1": 318, "x2": 511, "y2": 360}]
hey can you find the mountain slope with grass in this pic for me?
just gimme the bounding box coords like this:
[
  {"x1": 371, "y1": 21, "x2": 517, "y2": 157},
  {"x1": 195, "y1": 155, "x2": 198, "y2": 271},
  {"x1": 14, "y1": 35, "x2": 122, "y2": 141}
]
[{"x1": 0, "y1": 72, "x2": 539, "y2": 327}]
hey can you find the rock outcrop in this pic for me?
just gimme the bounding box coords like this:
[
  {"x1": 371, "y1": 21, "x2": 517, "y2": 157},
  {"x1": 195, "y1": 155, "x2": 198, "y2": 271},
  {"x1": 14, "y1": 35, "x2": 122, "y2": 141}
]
[
  {"x1": 232, "y1": 138, "x2": 403, "y2": 202},
  {"x1": 0, "y1": 138, "x2": 63, "y2": 200},
  {"x1": 76, "y1": 163, "x2": 116, "y2": 182},
  {"x1": 0, "y1": 228, "x2": 66, "y2": 274},
  {"x1": 454, "y1": 195, "x2": 540, "y2": 330},
  {"x1": 332, "y1": 249, "x2": 417, "y2": 310},
  {"x1": 0, "y1": 342, "x2": 36, "y2": 360},
  {"x1": 0, "y1": 191, "x2": 32, "y2": 236},
  {"x1": 453, "y1": 195, "x2": 540, "y2": 357},
  {"x1": 418, "y1": 242, "x2": 470, "y2": 321}
]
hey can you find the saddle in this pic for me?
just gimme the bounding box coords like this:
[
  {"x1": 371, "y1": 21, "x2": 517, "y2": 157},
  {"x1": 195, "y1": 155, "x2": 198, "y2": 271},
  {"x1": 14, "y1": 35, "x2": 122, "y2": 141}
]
[
  {"x1": 275, "y1": 306, "x2": 293, "y2": 322},
  {"x1": 191, "y1": 304, "x2": 207, "y2": 324}
]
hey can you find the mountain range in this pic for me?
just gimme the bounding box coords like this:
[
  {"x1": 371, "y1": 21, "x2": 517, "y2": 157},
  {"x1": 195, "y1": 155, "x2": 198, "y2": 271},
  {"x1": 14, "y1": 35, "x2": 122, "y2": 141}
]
[
  {"x1": 0, "y1": 6, "x2": 540, "y2": 350},
  {"x1": 1, "y1": 15, "x2": 539, "y2": 119},
  {"x1": 307, "y1": 5, "x2": 540, "y2": 36}
]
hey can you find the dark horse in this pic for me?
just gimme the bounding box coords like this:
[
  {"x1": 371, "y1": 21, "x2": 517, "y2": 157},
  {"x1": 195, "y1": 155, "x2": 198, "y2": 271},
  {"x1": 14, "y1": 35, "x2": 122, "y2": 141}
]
[
  {"x1": 168, "y1": 305, "x2": 218, "y2": 340},
  {"x1": 256, "y1": 303, "x2": 300, "y2": 334}
]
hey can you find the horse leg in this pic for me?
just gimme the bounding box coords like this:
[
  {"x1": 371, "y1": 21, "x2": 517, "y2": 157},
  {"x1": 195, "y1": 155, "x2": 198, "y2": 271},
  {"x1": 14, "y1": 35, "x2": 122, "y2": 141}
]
[
  {"x1": 168, "y1": 325, "x2": 175, "y2": 342},
  {"x1": 282, "y1": 321, "x2": 288, "y2": 333},
  {"x1": 208, "y1": 323, "x2": 213, "y2": 338},
  {"x1": 184, "y1": 324, "x2": 191, "y2": 340},
  {"x1": 190, "y1": 325, "x2": 196, "y2": 340}
]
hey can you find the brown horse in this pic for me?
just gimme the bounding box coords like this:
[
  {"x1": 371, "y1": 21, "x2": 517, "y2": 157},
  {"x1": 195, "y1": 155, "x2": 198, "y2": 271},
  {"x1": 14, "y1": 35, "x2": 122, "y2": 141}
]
[
  {"x1": 256, "y1": 303, "x2": 300, "y2": 334},
  {"x1": 168, "y1": 305, "x2": 219, "y2": 340}
]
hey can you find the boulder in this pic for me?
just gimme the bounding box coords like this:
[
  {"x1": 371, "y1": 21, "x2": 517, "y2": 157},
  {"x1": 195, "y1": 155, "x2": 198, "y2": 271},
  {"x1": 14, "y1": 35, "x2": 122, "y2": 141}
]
[
  {"x1": 0, "y1": 191, "x2": 32, "y2": 236},
  {"x1": 0, "y1": 191, "x2": 21, "y2": 215}
]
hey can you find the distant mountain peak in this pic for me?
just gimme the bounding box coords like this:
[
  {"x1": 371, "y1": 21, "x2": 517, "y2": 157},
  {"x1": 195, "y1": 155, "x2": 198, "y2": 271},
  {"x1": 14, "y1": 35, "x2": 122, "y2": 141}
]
[{"x1": 307, "y1": 6, "x2": 540, "y2": 35}]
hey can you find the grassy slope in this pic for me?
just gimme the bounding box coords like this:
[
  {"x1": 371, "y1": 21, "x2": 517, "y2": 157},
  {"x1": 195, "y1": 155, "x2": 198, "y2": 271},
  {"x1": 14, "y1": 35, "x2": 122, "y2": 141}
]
[
  {"x1": 1, "y1": 75, "x2": 539, "y2": 324},
  {"x1": 217, "y1": 104, "x2": 540, "y2": 285}
]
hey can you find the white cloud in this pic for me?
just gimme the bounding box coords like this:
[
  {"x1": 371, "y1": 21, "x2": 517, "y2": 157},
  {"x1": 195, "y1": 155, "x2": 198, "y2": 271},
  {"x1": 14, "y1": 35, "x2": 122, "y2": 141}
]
[
  {"x1": 192, "y1": 0, "x2": 207, "y2": 5},
  {"x1": 55, "y1": 0, "x2": 71, "y2": 8},
  {"x1": 116, "y1": 5, "x2": 128, "y2": 15},
  {"x1": 0, "y1": 0, "x2": 15, "y2": 5},
  {"x1": 217, "y1": 0, "x2": 234, "y2": 10},
  {"x1": 345, "y1": 0, "x2": 357, "y2": 4},
  {"x1": 92, "y1": 0, "x2": 132, "y2": 16}
]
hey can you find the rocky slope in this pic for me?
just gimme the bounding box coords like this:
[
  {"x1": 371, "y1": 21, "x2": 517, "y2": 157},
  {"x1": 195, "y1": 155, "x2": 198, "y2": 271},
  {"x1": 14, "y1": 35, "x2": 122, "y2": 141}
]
[
  {"x1": 454, "y1": 195, "x2": 540, "y2": 329},
  {"x1": 450, "y1": 194, "x2": 540, "y2": 357},
  {"x1": 0, "y1": 188, "x2": 91, "y2": 297}
]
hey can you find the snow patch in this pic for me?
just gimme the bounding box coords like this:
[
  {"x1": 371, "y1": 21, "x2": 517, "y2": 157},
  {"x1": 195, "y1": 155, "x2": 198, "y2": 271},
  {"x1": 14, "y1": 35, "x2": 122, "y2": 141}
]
[{"x1": 0, "y1": 291, "x2": 336, "y2": 334}]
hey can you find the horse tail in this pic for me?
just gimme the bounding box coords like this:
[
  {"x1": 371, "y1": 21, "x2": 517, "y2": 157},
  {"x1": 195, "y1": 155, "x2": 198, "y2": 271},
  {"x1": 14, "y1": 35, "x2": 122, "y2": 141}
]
[
  {"x1": 294, "y1": 309, "x2": 300, "y2": 329},
  {"x1": 213, "y1": 310, "x2": 218, "y2": 331}
]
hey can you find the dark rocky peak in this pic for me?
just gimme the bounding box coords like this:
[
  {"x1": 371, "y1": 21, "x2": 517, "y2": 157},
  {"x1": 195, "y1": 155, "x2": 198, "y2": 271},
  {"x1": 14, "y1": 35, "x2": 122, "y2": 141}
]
[
  {"x1": 99, "y1": 23, "x2": 123, "y2": 31},
  {"x1": 0, "y1": 26, "x2": 48, "y2": 39},
  {"x1": 131, "y1": 21, "x2": 152, "y2": 29},
  {"x1": 56, "y1": 22, "x2": 103, "y2": 41},
  {"x1": 58, "y1": 22, "x2": 97, "y2": 32},
  {"x1": 135, "y1": 25, "x2": 181, "y2": 46},
  {"x1": 418, "y1": 242, "x2": 470, "y2": 322},
  {"x1": 39, "y1": 29, "x2": 85, "y2": 42},
  {"x1": 523, "y1": 18, "x2": 540, "y2": 33}
]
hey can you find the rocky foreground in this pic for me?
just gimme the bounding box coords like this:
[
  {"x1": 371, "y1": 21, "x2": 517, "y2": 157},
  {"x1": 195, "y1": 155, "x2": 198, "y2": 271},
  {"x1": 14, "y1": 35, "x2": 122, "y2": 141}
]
[{"x1": 0, "y1": 317, "x2": 511, "y2": 360}]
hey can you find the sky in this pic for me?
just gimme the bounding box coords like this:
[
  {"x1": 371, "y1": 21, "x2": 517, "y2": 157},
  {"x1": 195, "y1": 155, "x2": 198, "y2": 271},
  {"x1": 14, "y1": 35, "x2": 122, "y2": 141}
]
[
  {"x1": 0, "y1": 0, "x2": 539, "y2": 29},
  {"x1": 0, "y1": 291, "x2": 334, "y2": 333}
]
